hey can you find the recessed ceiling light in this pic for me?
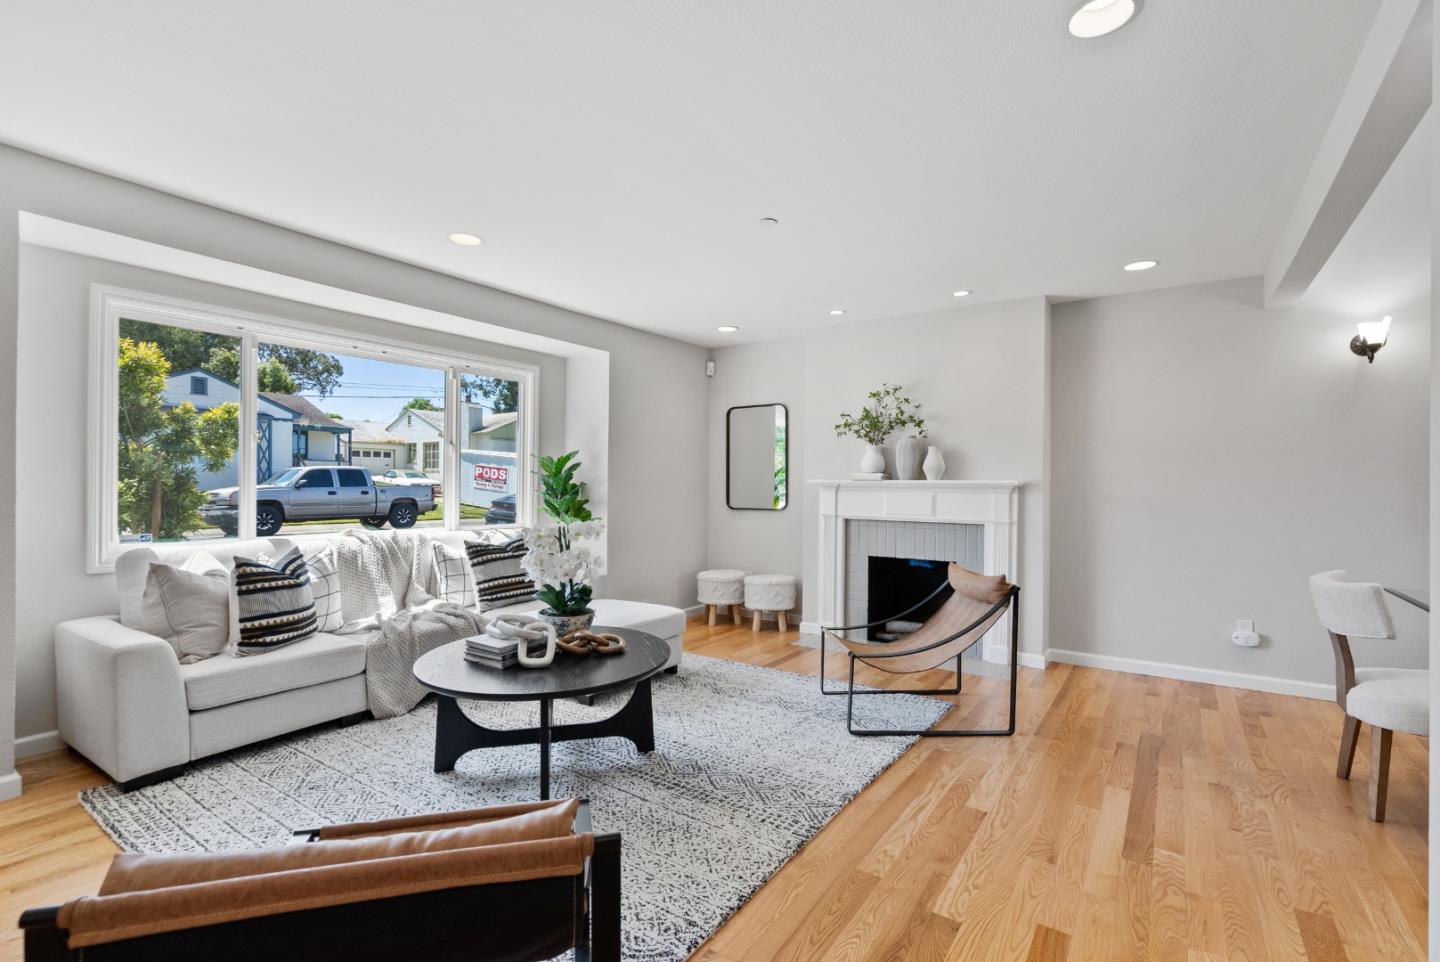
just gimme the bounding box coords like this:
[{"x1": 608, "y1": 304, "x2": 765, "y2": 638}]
[
  {"x1": 951, "y1": 290, "x2": 972, "y2": 298},
  {"x1": 829, "y1": 309, "x2": 846, "y2": 316},
  {"x1": 1068, "y1": 0, "x2": 1140, "y2": 39},
  {"x1": 717, "y1": 325, "x2": 740, "y2": 333},
  {"x1": 448, "y1": 232, "x2": 484, "y2": 246},
  {"x1": 759, "y1": 217, "x2": 779, "y2": 226},
  {"x1": 1123, "y1": 259, "x2": 1158, "y2": 271}
]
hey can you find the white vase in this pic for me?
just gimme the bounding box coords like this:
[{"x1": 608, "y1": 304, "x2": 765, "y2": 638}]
[
  {"x1": 922, "y1": 445, "x2": 946, "y2": 480},
  {"x1": 895, "y1": 436, "x2": 925, "y2": 481},
  {"x1": 859, "y1": 444, "x2": 886, "y2": 475}
]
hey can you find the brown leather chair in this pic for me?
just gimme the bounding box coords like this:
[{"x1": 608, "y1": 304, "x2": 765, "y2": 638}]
[
  {"x1": 19, "y1": 798, "x2": 620, "y2": 962},
  {"x1": 820, "y1": 563, "x2": 1021, "y2": 737}
]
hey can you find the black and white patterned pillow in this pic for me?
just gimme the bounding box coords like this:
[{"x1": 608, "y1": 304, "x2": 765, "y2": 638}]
[
  {"x1": 467, "y1": 536, "x2": 535, "y2": 611},
  {"x1": 232, "y1": 547, "x2": 318, "y2": 656},
  {"x1": 432, "y1": 541, "x2": 476, "y2": 607}
]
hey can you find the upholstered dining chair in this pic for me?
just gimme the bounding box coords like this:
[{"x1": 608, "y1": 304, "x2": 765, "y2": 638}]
[
  {"x1": 19, "y1": 798, "x2": 620, "y2": 962},
  {"x1": 820, "y1": 564, "x2": 1020, "y2": 737},
  {"x1": 1309, "y1": 570, "x2": 1429, "y2": 822}
]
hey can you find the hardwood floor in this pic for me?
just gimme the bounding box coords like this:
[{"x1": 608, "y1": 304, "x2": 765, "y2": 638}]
[{"x1": 1, "y1": 619, "x2": 1427, "y2": 961}]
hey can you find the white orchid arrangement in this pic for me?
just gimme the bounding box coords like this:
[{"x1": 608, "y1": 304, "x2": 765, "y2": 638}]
[{"x1": 523, "y1": 451, "x2": 605, "y2": 616}]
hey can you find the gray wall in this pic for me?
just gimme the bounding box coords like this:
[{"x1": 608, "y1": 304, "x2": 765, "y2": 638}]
[
  {"x1": 0, "y1": 145, "x2": 708, "y2": 774},
  {"x1": 705, "y1": 339, "x2": 805, "y2": 601},
  {"x1": 799, "y1": 298, "x2": 1051, "y2": 657},
  {"x1": 1051, "y1": 277, "x2": 1430, "y2": 688}
]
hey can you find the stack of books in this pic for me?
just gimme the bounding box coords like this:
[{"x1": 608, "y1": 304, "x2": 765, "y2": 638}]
[{"x1": 464, "y1": 634, "x2": 521, "y2": 670}]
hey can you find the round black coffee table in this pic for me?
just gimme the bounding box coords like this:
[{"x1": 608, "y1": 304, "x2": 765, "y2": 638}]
[{"x1": 412, "y1": 627, "x2": 670, "y2": 799}]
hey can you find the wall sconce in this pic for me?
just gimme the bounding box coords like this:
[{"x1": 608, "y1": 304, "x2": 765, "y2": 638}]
[{"x1": 1350, "y1": 316, "x2": 1391, "y2": 363}]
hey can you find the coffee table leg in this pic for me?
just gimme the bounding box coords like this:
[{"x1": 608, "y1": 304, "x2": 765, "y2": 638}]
[
  {"x1": 433, "y1": 695, "x2": 470, "y2": 773},
  {"x1": 539, "y1": 697, "x2": 553, "y2": 801}
]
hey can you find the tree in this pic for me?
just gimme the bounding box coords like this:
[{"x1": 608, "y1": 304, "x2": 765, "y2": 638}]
[
  {"x1": 460, "y1": 376, "x2": 518, "y2": 413},
  {"x1": 256, "y1": 358, "x2": 299, "y2": 393},
  {"x1": 119, "y1": 319, "x2": 345, "y2": 396},
  {"x1": 403, "y1": 397, "x2": 438, "y2": 411},
  {"x1": 118, "y1": 338, "x2": 239, "y2": 539}
]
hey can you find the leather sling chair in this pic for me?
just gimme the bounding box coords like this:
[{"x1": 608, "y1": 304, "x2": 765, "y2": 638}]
[
  {"x1": 820, "y1": 563, "x2": 1021, "y2": 736},
  {"x1": 19, "y1": 797, "x2": 620, "y2": 962}
]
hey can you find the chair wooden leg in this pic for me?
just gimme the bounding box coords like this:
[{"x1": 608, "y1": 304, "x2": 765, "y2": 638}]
[
  {"x1": 1336, "y1": 715, "x2": 1360, "y2": 779},
  {"x1": 706, "y1": 604, "x2": 716, "y2": 626},
  {"x1": 752, "y1": 610, "x2": 762, "y2": 632},
  {"x1": 778, "y1": 611, "x2": 788, "y2": 632},
  {"x1": 731, "y1": 604, "x2": 742, "y2": 626},
  {"x1": 1369, "y1": 726, "x2": 1392, "y2": 822}
]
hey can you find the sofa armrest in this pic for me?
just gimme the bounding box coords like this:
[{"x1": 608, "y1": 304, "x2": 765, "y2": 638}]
[{"x1": 55, "y1": 616, "x2": 190, "y2": 784}]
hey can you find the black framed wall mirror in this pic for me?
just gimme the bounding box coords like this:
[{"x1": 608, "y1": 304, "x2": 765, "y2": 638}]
[{"x1": 726, "y1": 404, "x2": 788, "y2": 510}]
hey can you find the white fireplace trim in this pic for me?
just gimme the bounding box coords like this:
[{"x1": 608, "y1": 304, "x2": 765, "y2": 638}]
[{"x1": 803, "y1": 480, "x2": 1022, "y2": 663}]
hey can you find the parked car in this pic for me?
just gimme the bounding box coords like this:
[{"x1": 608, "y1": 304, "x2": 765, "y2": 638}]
[
  {"x1": 484, "y1": 493, "x2": 517, "y2": 525},
  {"x1": 383, "y1": 469, "x2": 436, "y2": 485},
  {"x1": 203, "y1": 467, "x2": 436, "y2": 536}
]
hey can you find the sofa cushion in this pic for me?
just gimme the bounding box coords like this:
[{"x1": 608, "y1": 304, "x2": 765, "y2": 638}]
[
  {"x1": 142, "y1": 555, "x2": 234, "y2": 664},
  {"x1": 181, "y1": 632, "x2": 368, "y2": 711},
  {"x1": 589, "y1": 599, "x2": 686, "y2": 641},
  {"x1": 116, "y1": 538, "x2": 297, "y2": 631}
]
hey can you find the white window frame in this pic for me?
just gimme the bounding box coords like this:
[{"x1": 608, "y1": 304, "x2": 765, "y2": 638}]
[{"x1": 88, "y1": 285, "x2": 538, "y2": 572}]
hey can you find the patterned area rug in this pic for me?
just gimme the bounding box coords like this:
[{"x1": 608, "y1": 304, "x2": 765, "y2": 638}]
[{"x1": 80, "y1": 654, "x2": 948, "y2": 962}]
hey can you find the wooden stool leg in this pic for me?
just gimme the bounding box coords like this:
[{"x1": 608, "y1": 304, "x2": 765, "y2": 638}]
[
  {"x1": 1336, "y1": 715, "x2": 1360, "y2": 779},
  {"x1": 706, "y1": 604, "x2": 716, "y2": 626},
  {"x1": 731, "y1": 604, "x2": 742, "y2": 626},
  {"x1": 752, "y1": 610, "x2": 762, "y2": 632},
  {"x1": 1369, "y1": 726, "x2": 1392, "y2": 822},
  {"x1": 778, "y1": 611, "x2": 789, "y2": 632}
]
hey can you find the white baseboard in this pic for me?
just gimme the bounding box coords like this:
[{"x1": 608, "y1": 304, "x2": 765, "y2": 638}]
[
  {"x1": 1044, "y1": 648, "x2": 1334, "y2": 701},
  {"x1": 0, "y1": 770, "x2": 20, "y2": 800},
  {"x1": 15, "y1": 730, "x2": 63, "y2": 759},
  {"x1": 682, "y1": 603, "x2": 706, "y2": 619},
  {"x1": 1017, "y1": 651, "x2": 1047, "y2": 670},
  {"x1": 799, "y1": 620, "x2": 822, "y2": 637}
]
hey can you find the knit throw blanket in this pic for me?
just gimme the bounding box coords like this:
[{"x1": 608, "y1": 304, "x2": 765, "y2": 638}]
[{"x1": 331, "y1": 529, "x2": 490, "y2": 718}]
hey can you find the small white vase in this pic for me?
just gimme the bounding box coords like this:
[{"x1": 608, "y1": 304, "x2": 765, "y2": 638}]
[
  {"x1": 859, "y1": 444, "x2": 886, "y2": 475},
  {"x1": 895, "y1": 436, "x2": 925, "y2": 481},
  {"x1": 922, "y1": 445, "x2": 946, "y2": 481}
]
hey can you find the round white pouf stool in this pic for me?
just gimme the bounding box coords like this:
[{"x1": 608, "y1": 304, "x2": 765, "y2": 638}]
[
  {"x1": 744, "y1": 573, "x2": 798, "y2": 633},
  {"x1": 698, "y1": 569, "x2": 747, "y2": 626}
]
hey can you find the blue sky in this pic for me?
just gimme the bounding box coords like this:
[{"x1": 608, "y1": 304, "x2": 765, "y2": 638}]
[{"x1": 292, "y1": 352, "x2": 445, "y2": 423}]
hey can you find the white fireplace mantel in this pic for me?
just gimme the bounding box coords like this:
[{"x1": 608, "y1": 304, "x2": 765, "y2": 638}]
[{"x1": 805, "y1": 479, "x2": 1022, "y2": 662}]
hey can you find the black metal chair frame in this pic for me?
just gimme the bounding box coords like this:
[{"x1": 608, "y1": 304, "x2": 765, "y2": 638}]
[
  {"x1": 820, "y1": 582, "x2": 1021, "y2": 737},
  {"x1": 19, "y1": 801, "x2": 621, "y2": 962}
]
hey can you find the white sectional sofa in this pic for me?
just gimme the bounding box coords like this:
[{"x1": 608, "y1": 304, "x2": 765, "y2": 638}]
[{"x1": 54, "y1": 531, "x2": 685, "y2": 788}]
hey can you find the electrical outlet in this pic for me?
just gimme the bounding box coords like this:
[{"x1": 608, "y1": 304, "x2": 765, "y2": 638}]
[{"x1": 1232, "y1": 620, "x2": 1259, "y2": 648}]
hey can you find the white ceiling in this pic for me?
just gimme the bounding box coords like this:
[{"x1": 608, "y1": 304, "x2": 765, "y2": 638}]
[{"x1": 0, "y1": 0, "x2": 1383, "y2": 346}]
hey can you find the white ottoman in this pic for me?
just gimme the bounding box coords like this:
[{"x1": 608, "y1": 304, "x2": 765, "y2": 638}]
[
  {"x1": 698, "y1": 569, "x2": 747, "y2": 626},
  {"x1": 744, "y1": 573, "x2": 798, "y2": 632}
]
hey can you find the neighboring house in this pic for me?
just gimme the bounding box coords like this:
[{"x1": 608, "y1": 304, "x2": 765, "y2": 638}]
[
  {"x1": 339, "y1": 420, "x2": 409, "y2": 473},
  {"x1": 386, "y1": 407, "x2": 448, "y2": 476},
  {"x1": 163, "y1": 370, "x2": 300, "y2": 489},
  {"x1": 468, "y1": 410, "x2": 518, "y2": 452},
  {"x1": 260, "y1": 392, "x2": 354, "y2": 470}
]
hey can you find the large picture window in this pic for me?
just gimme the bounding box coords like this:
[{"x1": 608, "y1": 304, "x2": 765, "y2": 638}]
[{"x1": 89, "y1": 288, "x2": 537, "y2": 570}]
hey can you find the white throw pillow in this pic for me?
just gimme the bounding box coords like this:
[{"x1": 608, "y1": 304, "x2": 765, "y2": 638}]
[
  {"x1": 141, "y1": 553, "x2": 233, "y2": 664},
  {"x1": 432, "y1": 540, "x2": 477, "y2": 607},
  {"x1": 308, "y1": 546, "x2": 344, "y2": 632}
]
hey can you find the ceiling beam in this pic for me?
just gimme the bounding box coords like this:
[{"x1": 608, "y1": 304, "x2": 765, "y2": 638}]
[{"x1": 1264, "y1": 0, "x2": 1433, "y2": 307}]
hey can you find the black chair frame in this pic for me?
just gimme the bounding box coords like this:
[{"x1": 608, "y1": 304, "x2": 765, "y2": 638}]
[
  {"x1": 820, "y1": 583, "x2": 1021, "y2": 737},
  {"x1": 19, "y1": 801, "x2": 621, "y2": 962}
]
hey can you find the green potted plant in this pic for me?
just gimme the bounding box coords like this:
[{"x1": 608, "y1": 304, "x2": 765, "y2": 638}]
[
  {"x1": 834, "y1": 384, "x2": 926, "y2": 476},
  {"x1": 523, "y1": 451, "x2": 605, "y2": 636}
]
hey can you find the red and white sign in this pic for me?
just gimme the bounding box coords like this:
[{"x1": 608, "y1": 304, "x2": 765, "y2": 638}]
[{"x1": 473, "y1": 463, "x2": 509, "y2": 492}]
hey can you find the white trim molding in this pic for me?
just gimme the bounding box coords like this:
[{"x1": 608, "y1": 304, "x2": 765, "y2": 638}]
[
  {"x1": 810, "y1": 480, "x2": 1021, "y2": 664},
  {"x1": 0, "y1": 771, "x2": 20, "y2": 801},
  {"x1": 1044, "y1": 648, "x2": 1335, "y2": 701},
  {"x1": 15, "y1": 729, "x2": 64, "y2": 759}
]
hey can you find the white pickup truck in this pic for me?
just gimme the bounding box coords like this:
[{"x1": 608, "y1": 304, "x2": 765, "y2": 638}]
[{"x1": 202, "y1": 466, "x2": 437, "y2": 536}]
